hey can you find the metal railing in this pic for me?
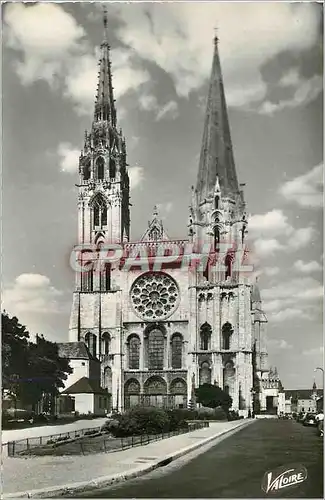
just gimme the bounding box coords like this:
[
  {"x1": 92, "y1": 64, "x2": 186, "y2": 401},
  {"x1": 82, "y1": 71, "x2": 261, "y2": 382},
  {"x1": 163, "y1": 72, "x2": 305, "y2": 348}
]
[
  {"x1": 7, "y1": 421, "x2": 209, "y2": 457},
  {"x1": 6, "y1": 425, "x2": 102, "y2": 456}
]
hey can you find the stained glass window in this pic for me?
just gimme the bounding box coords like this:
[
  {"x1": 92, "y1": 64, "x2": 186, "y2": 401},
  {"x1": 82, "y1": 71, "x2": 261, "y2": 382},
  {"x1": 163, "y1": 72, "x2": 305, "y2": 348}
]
[
  {"x1": 148, "y1": 329, "x2": 164, "y2": 370},
  {"x1": 129, "y1": 336, "x2": 140, "y2": 369},
  {"x1": 171, "y1": 334, "x2": 182, "y2": 369}
]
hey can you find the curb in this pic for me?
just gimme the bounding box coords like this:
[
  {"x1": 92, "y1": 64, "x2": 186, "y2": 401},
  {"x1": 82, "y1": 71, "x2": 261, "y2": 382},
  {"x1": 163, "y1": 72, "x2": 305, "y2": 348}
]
[{"x1": 4, "y1": 420, "x2": 253, "y2": 498}]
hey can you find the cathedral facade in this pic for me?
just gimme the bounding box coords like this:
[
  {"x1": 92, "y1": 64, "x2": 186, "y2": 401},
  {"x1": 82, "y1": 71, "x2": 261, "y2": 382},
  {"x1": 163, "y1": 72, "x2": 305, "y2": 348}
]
[{"x1": 68, "y1": 14, "x2": 282, "y2": 417}]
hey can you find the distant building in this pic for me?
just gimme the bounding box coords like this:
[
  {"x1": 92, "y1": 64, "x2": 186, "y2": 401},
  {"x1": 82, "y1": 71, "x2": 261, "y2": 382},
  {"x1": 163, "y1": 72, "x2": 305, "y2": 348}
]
[
  {"x1": 285, "y1": 382, "x2": 323, "y2": 414},
  {"x1": 61, "y1": 377, "x2": 109, "y2": 416},
  {"x1": 57, "y1": 341, "x2": 110, "y2": 415}
]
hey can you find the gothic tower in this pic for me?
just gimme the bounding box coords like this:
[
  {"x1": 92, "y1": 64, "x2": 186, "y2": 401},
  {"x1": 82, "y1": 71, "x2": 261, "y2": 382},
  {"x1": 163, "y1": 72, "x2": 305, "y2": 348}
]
[
  {"x1": 188, "y1": 35, "x2": 255, "y2": 413},
  {"x1": 69, "y1": 12, "x2": 130, "y2": 409}
]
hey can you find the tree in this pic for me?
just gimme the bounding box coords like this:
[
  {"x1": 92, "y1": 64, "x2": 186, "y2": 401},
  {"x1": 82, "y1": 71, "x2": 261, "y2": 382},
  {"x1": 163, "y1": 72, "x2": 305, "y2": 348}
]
[
  {"x1": 195, "y1": 383, "x2": 232, "y2": 411},
  {"x1": 2, "y1": 312, "x2": 72, "y2": 412},
  {"x1": 2, "y1": 312, "x2": 30, "y2": 398}
]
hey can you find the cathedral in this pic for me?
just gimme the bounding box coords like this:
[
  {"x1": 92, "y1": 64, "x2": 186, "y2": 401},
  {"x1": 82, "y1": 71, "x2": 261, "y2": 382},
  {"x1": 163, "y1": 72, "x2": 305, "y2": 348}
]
[{"x1": 64, "y1": 13, "x2": 284, "y2": 417}]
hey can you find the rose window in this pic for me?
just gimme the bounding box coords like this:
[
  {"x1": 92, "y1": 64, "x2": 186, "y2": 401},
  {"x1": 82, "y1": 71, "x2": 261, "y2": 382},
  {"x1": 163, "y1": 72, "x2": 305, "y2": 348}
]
[{"x1": 130, "y1": 272, "x2": 179, "y2": 320}]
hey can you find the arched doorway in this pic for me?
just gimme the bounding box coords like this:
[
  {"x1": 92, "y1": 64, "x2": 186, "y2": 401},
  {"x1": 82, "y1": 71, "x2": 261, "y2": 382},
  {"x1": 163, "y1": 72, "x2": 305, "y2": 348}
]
[
  {"x1": 124, "y1": 379, "x2": 140, "y2": 409},
  {"x1": 144, "y1": 376, "x2": 167, "y2": 408},
  {"x1": 170, "y1": 378, "x2": 187, "y2": 409}
]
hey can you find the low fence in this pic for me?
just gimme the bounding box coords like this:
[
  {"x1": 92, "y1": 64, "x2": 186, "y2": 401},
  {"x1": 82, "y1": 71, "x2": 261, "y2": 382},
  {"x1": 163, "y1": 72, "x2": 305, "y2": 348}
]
[
  {"x1": 6, "y1": 425, "x2": 102, "y2": 457},
  {"x1": 7, "y1": 421, "x2": 209, "y2": 457}
]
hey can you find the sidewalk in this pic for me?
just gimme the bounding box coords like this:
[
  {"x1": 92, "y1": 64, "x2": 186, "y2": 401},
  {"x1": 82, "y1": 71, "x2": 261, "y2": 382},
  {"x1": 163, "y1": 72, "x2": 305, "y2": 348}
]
[{"x1": 3, "y1": 419, "x2": 253, "y2": 498}]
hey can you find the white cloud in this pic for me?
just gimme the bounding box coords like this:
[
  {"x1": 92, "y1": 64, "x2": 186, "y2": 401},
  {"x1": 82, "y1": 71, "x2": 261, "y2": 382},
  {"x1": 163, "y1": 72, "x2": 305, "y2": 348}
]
[
  {"x1": 4, "y1": 3, "x2": 85, "y2": 87},
  {"x1": 139, "y1": 94, "x2": 158, "y2": 112},
  {"x1": 249, "y1": 209, "x2": 317, "y2": 257},
  {"x1": 259, "y1": 74, "x2": 322, "y2": 115},
  {"x1": 279, "y1": 164, "x2": 323, "y2": 209},
  {"x1": 279, "y1": 68, "x2": 301, "y2": 87},
  {"x1": 253, "y1": 238, "x2": 284, "y2": 258},
  {"x1": 3, "y1": 274, "x2": 62, "y2": 316},
  {"x1": 111, "y1": 2, "x2": 319, "y2": 108},
  {"x1": 64, "y1": 53, "x2": 97, "y2": 116},
  {"x1": 294, "y1": 260, "x2": 322, "y2": 273},
  {"x1": 302, "y1": 346, "x2": 324, "y2": 357},
  {"x1": 268, "y1": 339, "x2": 293, "y2": 349},
  {"x1": 264, "y1": 267, "x2": 280, "y2": 277},
  {"x1": 58, "y1": 143, "x2": 80, "y2": 174},
  {"x1": 271, "y1": 308, "x2": 313, "y2": 323},
  {"x1": 156, "y1": 100, "x2": 179, "y2": 121},
  {"x1": 129, "y1": 165, "x2": 145, "y2": 190},
  {"x1": 263, "y1": 277, "x2": 323, "y2": 303},
  {"x1": 287, "y1": 226, "x2": 316, "y2": 250},
  {"x1": 110, "y1": 48, "x2": 151, "y2": 100},
  {"x1": 249, "y1": 209, "x2": 293, "y2": 238},
  {"x1": 5, "y1": 3, "x2": 321, "y2": 116},
  {"x1": 4, "y1": 4, "x2": 151, "y2": 116},
  {"x1": 139, "y1": 94, "x2": 179, "y2": 121}
]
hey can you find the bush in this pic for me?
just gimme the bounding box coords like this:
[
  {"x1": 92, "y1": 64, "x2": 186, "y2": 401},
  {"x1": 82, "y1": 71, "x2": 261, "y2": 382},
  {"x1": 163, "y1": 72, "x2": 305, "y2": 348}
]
[
  {"x1": 213, "y1": 407, "x2": 228, "y2": 420},
  {"x1": 165, "y1": 409, "x2": 193, "y2": 431},
  {"x1": 227, "y1": 410, "x2": 240, "y2": 421},
  {"x1": 101, "y1": 418, "x2": 119, "y2": 434},
  {"x1": 196, "y1": 406, "x2": 216, "y2": 420},
  {"x1": 111, "y1": 407, "x2": 171, "y2": 437}
]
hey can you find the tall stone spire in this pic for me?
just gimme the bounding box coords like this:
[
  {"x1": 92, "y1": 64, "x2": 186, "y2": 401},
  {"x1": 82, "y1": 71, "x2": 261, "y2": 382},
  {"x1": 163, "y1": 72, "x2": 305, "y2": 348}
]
[
  {"x1": 93, "y1": 7, "x2": 116, "y2": 127},
  {"x1": 196, "y1": 35, "x2": 239, "y2": 203}
]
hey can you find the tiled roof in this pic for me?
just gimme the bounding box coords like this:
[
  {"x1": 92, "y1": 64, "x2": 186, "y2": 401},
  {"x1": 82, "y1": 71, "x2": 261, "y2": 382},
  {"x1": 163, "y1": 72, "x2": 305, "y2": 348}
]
[
  {"x1": 57, "y1": 342, "x2": 95, "y2": 360},
  {"x1": 62, "y1": 377, "x2": 109, "y2": 395},
  {"x1": 285, "y1": 389, "x2": 324, "y2": 400}
]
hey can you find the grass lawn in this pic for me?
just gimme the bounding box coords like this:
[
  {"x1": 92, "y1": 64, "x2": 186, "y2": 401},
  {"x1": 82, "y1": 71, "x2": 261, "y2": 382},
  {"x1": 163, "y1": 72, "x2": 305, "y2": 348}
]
[{"x1": 21, "y1": 432, "x2": 174, "y2": 456}]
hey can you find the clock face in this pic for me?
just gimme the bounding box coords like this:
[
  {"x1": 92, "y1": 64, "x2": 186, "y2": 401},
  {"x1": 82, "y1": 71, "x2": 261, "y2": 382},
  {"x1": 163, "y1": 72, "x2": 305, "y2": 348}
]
[{"x1": 130, "y1": 272, "x2": 180, "y2": 321}]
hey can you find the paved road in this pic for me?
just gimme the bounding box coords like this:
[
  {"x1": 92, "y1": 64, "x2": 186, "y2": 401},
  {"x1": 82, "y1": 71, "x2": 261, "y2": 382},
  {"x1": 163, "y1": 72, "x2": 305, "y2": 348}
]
[{"x1": 76, "y1": 419, "x2": 323, "y2": 498}]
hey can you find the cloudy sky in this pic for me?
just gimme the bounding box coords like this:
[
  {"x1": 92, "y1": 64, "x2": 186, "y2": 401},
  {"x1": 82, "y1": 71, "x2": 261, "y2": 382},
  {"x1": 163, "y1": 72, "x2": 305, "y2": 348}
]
[{"x1": 2, "y1": 1, "x2": 323, "y2": 390}]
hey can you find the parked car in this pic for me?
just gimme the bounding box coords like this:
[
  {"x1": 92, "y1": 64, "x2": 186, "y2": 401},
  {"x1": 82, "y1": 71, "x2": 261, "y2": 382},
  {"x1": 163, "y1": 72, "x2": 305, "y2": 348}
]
[
  {"x1": 297, "y1": 412, "x2": 307, "y2": 423},
  {"x1": 315, "y1": 411, "x2": 324, "y2": 423},
  {"x1": 302, "y1": 413, "x2": 317, "y2": 427}
]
